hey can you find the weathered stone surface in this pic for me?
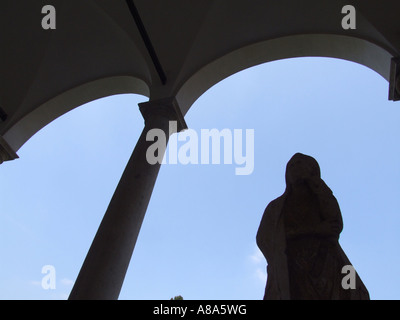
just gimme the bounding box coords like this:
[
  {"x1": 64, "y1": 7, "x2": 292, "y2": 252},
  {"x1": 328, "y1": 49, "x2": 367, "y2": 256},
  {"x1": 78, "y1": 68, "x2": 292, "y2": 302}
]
[{"x1": 256, "y1": 153, "x2": 369, "y2": 300}]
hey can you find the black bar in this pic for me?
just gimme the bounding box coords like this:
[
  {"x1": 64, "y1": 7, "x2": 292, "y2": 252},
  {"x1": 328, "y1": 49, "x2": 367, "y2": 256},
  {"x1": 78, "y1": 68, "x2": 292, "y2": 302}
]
[{"x1": 126, "y1": 0, "x2": 167, "y2": 85}]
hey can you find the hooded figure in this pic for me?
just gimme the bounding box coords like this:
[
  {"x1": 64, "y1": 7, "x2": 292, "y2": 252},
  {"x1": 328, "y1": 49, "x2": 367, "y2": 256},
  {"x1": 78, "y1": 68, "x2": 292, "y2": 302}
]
[{"x1": 256, "y1": 153, "x2": 369, "y2": 300}]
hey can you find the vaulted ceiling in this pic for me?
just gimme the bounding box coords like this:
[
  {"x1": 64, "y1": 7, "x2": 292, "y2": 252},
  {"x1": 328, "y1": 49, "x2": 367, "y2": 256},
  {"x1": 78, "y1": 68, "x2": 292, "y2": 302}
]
[{"x1": 1, "y1": 0, "x2": 399, "y2": 159}]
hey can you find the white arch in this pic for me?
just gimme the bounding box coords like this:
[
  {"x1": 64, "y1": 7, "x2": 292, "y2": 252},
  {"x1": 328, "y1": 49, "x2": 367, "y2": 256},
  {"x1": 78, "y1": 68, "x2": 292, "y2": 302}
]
[
  {"x1": 4, "y1": 76, "x2": 149, "y2": 152},
  {"x1": 176, "y1": 34, "x2": 394, "y2": 115},
  {"x1": 3, "y1": 34, "x2": 395, "y2": 153}
]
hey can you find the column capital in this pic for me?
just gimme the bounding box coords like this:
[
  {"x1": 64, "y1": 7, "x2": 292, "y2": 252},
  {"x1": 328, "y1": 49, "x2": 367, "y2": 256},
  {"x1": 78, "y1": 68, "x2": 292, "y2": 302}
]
[
  {"x1": 0, "y1": 136, "x2": 18, "y2": 164},
  {"x1": 139, "y1": 97, "x2": 188, "y2": 132}
]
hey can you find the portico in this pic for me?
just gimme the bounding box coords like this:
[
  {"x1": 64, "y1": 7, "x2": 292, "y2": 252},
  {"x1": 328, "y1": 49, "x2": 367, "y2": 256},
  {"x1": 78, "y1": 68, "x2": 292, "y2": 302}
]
[{"x1": 1, "y1": 1, "x2": 399, "y2": 299}]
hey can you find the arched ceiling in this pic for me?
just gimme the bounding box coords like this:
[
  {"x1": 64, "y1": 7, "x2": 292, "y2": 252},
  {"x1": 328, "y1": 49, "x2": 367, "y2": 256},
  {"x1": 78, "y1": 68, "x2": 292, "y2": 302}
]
[{"x1": 0, "y1": 0, "x2": 399, "y2": 157}]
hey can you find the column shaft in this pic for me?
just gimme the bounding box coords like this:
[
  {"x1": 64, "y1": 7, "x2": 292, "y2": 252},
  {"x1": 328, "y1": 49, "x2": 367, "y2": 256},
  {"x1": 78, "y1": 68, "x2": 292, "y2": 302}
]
[{"x1": 69, "y1": 98, "x2": 186, "y2": 300}]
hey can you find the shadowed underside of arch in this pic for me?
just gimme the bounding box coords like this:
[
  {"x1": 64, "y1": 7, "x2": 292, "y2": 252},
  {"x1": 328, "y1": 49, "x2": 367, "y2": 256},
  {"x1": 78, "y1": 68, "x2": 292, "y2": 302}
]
[
  {"x1": 2, "y1": 33, "x2": 395, "y2": 156},
  {"x1": 176, "y1": 34, "x2": 394, "y2": 116},
  {"x1": 2, "y1": 76, "x2": 149, "y2": 153},
  {"x1": 1, "y1": 0, "x2": 399, "y2": 159}
]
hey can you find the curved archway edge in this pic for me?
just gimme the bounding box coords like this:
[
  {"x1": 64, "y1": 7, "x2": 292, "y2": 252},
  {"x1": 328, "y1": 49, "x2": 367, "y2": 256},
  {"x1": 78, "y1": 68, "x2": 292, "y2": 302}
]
[
  {"x1": 3, "y1": 34, "x2": 394, "y2": 153},
  {"x1": 3, "y1": 76, "x2": 149, "y2": 152},
  {"x1": 176, "y1": 34, "x2": 394, "y2": 115}
]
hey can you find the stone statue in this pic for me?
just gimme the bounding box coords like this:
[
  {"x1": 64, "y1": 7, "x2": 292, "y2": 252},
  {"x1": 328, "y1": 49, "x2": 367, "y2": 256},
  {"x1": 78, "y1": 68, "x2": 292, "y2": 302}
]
[{"x1": 256, "y1": 153, "x2": 369, "y2": 300}]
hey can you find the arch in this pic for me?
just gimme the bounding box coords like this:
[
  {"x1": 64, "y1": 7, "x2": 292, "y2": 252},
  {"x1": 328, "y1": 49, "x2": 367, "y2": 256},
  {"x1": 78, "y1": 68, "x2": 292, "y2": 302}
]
[
  {"x1": 3, "y1": 76, "x2": 149, "y2": 152},
  {"x1": 176, "y1": 34, "x2": 394, "y2": 116}
]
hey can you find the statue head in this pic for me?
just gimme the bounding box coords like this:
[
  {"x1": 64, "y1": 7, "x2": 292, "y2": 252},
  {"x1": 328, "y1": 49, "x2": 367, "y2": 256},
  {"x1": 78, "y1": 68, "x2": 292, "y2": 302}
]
[{"x1": 285, "y1": 153, "x2": 321, "y2": 188}]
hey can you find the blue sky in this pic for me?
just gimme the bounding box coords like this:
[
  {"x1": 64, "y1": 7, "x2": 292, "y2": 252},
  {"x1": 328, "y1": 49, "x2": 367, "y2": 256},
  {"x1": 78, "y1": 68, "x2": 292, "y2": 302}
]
[{"x1": 0, "y1": 57, "x2": 399, "y2": 300}]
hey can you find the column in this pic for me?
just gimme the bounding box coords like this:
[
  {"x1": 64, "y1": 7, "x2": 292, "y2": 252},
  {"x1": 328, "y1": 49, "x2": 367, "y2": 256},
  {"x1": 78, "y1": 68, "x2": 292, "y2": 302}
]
[{"x1": 68, "y1": 97, "x2": 187, "y2": 300}]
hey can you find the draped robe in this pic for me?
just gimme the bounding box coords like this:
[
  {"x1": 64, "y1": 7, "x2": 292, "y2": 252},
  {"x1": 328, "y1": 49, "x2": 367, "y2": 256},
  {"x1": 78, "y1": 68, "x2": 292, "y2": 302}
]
[{"x1": 256, "y1": 156, "x2": 369, "y2": 300}]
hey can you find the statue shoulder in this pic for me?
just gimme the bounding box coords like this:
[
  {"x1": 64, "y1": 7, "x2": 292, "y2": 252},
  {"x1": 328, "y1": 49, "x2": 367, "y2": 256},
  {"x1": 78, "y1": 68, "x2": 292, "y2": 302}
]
[
  {"x1": 265, "y1": 195, "x2": 285, "y2": 212},
  {"x1": 262, "y1": 195, "x2": 286, "y2": 221}
]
